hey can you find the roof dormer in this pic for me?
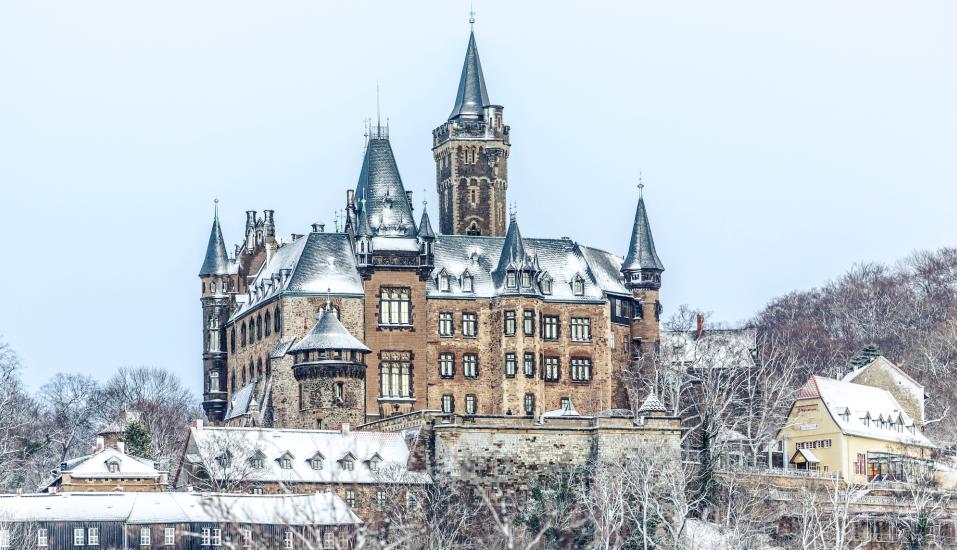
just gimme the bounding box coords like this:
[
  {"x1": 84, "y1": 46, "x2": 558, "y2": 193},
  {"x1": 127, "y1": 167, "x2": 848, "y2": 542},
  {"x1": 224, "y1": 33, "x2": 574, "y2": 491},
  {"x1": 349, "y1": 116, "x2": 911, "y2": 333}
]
[
  {"x1": 366, "y1": 453, "x2": 384, "y2": 472},
  {"x1": 277, "y1": 451, "x2": 295, "y2": 470}
]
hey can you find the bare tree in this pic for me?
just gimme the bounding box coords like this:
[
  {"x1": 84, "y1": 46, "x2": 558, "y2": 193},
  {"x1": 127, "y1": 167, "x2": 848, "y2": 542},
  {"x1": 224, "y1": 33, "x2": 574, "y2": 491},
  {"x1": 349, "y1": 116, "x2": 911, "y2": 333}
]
[
  {"x1": 0, "y1": 339, "x2": 39, "y2": 491},
  {"x1": 38, "y1": 372, "x2": 101, "y2": 464}
]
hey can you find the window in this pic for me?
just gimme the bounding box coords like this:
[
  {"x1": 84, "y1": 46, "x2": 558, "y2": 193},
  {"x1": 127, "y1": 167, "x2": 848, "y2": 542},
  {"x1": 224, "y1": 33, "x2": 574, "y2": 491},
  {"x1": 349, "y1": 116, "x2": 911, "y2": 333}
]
[
  {"x1": 108, "y1": 460, "x2": 120, "y2": 473},
  {"x1": 504, "y1": 311, "x2": 516, "y2": 335},
  {"x1": 571, "y1": 318, "x2": 591, "y2": 342},
  {"x1": 274, "y1": 307, "x2": 281, "y2": 332},
  {"x1": 309, "y1": 454, "x2": 323, "y2": 470},
  {"x1": 380, "y1": 287, "x2": 412, "y2": 325},
  {"x1": 439, "y1": 274, "x2": 451, "y2": 292},
  {"x1": 368, "y1": 457, "x2": 380, "y2": 472},
  {"x1": 334, "y1": 382, "x2": 344, "y2": 402},
  {"x1": 462, "y1": 313, "x2": 477, "y2": 337},
  {"x1": 164, "y1": 528, "x2": 174, "y2": 546},
  {"x1": 506, "y1": 271, "x2": 517, "y2": 289},
  {"x1": 345, "y1": 490, "x2": 356, "y2": 507},
  {"x1": 140, "y1": 527, "x2": 150, "y2": 546},
  {"x1": 406, "y1": 492, "x2": 418, "y2": 511},
  {"x1": 279, "y1": 456, "x2": 292, "y2": 469},
  {"x1": 521, "y1": 271, "x2": 531, "y2": 288},
  {"x1": 541, "y1": 276, "x2": 552, "y2": 295},
  {"x1": 202, "y1": 529, "x2": 211, "y2": 546},
  {"x1": 544, "y1": 357, "x2": 560, "y2": 382},
  {"x1": 241, "y1": 528, "x2": 251, "y2": 548},
  {"x1": 439, "y1": 353, "x2": 455, "y2": 378},
  {"x1": 376, "y1": 490, "x2": 386, "y2": 508},
  {"x1": 264, "y1": 311, "x2": 271, "y2": 336},
  {"x1": 88, "y1": 528, "x2": 98, "y2": 546},
  {"x1": 256, "y1": 315, "x2": 262, "y2": 339},
  {"x1": 572, "y1": 275, "x2": 584, "y2": 296},
  {"x1": 241, "y1": 323, "x2": 247, "y2": 348},
  {"x1": 211, "y1": 529, "x2": 221, "y2": 546},
  {"x1": 571, "y1": 358, "x2": 592, "y2": 382},
  {"x1": 250, "y1": 453, "x2": 264, "y2": 469},
  {"x1": 38, "y1": 529, "x2": 48, "y2": 547},
  {"x1": 322, "y1": 531, "x2": 335, "y2": 549},
  {"x1": 463, "y1": 353, "x2": 478, "y2": 378},
  {"x1": 524, "y1": 393, "x2": 535, "y2": 415},
  {"x1": 505, "y1": 353, "x2": 517, "y2": 378},
  {"x1": 252, "y1": 486, "x2": 264, "y2": 495},
  {"x1": 0, "y1": 530, "x2": 8, "y2": 549},
  {"x1": 342, "y1": 458, "x2": 355, "y2": 471},
  {"x1": 74, "y1": 528, "x2": 86, "y2": 545},
  {"x1": 523, "y1": 311, "x2": 535, "y2": 336},
  {"x1": 560, "y1": 397, "x2": 571, "y2": 410},
  {"x1": 380, "y1": 355, "x2": 412, "y2": 398},
  {"x1": 209, "y1": 371, "x2": 220, "y2": 393},
  {"x1": 283, "y1": 530, "x2": 293, "y2": 549},
  {"x1": 442, "y1": 394, "x2": 454, "y2": 413},
  {"x1": 439, "y1": 312, "x2": 454, "y2": 336},
  {"x1": 464, "y1": 394, "x2": 477, "y2": 414},
  {"x1": 462, "y1": 273, "x2": 474, "y2": 292},
  {"x1": 230, "y1": 328, "x2": 236, "y2": 354},
  {"x1": 523, "y1": 353, "x2": 535, "y2": 378},
  {"x1": 542, "y1": 316, "x2": 560, "y2": 340}
]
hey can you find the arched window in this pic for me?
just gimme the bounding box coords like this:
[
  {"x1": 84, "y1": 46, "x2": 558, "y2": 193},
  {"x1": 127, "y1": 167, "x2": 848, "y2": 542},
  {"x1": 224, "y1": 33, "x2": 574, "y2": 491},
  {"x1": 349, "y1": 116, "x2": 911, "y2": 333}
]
[
  {"x1": 467, "y1": 223, "x2": 481, "y2": 236},
  {"x1": 256, "y1": 358, "x2": 263, "y2": 379},
  {"x1": 241, "y1": 323, "x2": 247, "y2": 348},
  {"x1": 266, "y1": 358, "x2": 272, "y2": 377},
  {"x1": 274, "y1": 307, "x2": 281, "y2": 333},
  {"x1": 264, "y1": 311, "x2": 272, "y2": 336},
  {"x1": 230, "y1": 327, "x2": 236, "y2": 354},
  {"x1": 256, "y1": 315, "x2": 262, "y2": 340}
]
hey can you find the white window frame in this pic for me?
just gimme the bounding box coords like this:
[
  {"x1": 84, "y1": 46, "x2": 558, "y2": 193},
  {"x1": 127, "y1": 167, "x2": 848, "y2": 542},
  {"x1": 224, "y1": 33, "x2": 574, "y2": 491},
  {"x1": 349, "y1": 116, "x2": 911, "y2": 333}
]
[
  {"x1": 571, "y1": 358, "x2": 592, "y2": 382},
  {"x1": 438, "y1": 312, "x2": 454, "y2": 336},
  {"x1": 88, "y1": 527, "x2": 99, "y2": 546},
  {"x1": 439, "y1": 352, "x2": 454, "y2": 378},
  {"x1": 74, "y1": 528, "x2": 85, "y2": 546},
  {"x1": 465, "y1": 394, "x2": 477, "y2": 415},
  {"x1": 570, "y1": 317, "x2": 591, "y2": 342},
  {"x1": 462, "y1": 313, "x2": 477, "y2": 337},
  {"x1": 505, "y1": 352, "x2": 517, "y2": 377},
  {"x1": 201, "y1": 528, "x2": 211, "y2": 546},
  {"x1": 283, "y1": 530, "x2": 294, "y2": 549},
  {"x1": 211, "y1": 529, "x2": 222, "y2": 546},
  {"x1": 140, "y1": 527, "x2": 150, "y2": 546},
  {"x1": 463, "y1": 353, "x2": 478, "y2": 378},
  {"x1": 164, "y1": 528, "x2": 174, "y2": 546},
  {"x1": 37, "y1": 528, "x2": 49, "y2": 547}
]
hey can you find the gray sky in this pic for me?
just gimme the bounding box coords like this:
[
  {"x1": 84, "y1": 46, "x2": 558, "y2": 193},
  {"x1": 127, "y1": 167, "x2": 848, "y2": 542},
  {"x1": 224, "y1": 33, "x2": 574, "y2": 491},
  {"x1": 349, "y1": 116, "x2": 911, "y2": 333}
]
[{"x1": 1, "y1": 1, "x2": 954, "y2": 391}]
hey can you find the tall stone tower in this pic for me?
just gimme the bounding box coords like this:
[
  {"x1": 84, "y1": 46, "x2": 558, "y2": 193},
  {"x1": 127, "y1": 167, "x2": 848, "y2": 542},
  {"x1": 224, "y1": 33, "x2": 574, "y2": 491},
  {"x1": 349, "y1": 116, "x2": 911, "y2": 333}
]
[
  {"x1": 198, "y1": 202, "x2": 231, "y2": 423},
  {"x1": 432, "y1": 29, "x2": 510, "y2": 237},
  {"x1": 620, "y1": 189, "x2": 665, "y2": 361}
]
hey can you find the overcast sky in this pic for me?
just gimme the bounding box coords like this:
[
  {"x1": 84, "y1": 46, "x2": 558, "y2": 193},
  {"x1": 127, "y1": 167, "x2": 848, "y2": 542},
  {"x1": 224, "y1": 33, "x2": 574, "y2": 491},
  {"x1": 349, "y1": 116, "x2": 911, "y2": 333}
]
[{"x1": 1, "y1": 1, "x2": 954, "y2": 391}]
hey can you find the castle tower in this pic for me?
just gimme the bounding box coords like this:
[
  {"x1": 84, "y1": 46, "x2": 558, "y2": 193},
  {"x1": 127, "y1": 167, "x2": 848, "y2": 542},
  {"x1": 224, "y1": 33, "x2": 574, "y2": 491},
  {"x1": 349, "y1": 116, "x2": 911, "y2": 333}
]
[
  {"x1": 620, "y1": 188, "x2": 665, "y2": 362},
  {"x1": 198, "y1": 201, "x2": 231, "y2": 423},
  {"x1": 433, "y1": 29, "x2": 510, "y2": 237},
  {"x1": 287, "y1": 304, "x2": 371, "y2": 428}
]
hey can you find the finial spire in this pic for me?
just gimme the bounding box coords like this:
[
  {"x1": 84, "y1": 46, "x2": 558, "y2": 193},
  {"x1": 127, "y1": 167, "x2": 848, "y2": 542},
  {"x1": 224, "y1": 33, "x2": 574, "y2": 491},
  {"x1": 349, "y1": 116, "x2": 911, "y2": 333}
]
[
  {"x1": 638, "y1": 173, "x2": 645, "y2": 199},
  {"x1": 469, "y1": 1, "x2": 475, "y2": 30},
  {"x1": 508, "y1": 202, "x2": 517, "y2": 223},
  {"x1": 214, "y1": 198, "x2": 219, "y2": 221},
  {"x1": 325, "y1": 288, "x2": 332, "y2": 312},
  {"x1": 376, "y1": 83, "x2": 381, "y2": 130}
]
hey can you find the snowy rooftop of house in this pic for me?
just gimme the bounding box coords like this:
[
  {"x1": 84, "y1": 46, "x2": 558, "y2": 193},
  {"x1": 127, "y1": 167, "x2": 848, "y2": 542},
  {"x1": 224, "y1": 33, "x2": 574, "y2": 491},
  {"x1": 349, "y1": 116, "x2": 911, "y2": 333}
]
[
  {"x1": 57, "y1": 447, "x2": 164, "y2": 480},
  {"x1": 183, "y1": 425, "x2": 431, "y2": 486},
  {"x1": 0, "y1": 491, "x2": 360, "y2": 526},
  {"x1": 794, "y1": 375, "x2": 934, "y2": 448},
  {"x1": 229, "y1": 232, "x2": 364, "y2": 322}
]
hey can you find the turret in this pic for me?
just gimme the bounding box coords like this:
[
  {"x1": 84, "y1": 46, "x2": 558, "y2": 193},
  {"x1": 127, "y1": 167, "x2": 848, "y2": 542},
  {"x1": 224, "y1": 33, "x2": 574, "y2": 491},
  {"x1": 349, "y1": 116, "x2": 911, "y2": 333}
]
[
  {"x1": 287, "y1": 303, "x2": 371, "y2": 427},
  {"x1": 493, "y1": 213, "x2": 540, "y2": 294},
  {"x1": 621, "y1": 187, "x2": 665, "y2": 363},
  {"x1": 199, "y1": 200, "x2": 230, "y2": 424},
  {"x1": 417, "y1": 201, "x2": 435, "y2": 271},
  {"x1": 433, "y1": 26, "x2": 510, "y2": 237}
]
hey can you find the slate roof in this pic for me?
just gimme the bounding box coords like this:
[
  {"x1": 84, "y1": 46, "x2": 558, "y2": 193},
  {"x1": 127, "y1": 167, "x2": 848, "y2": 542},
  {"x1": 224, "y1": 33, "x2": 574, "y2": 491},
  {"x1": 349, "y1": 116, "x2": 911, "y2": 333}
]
[
  {"x1": 354, "y1": 136, "x2": 416, "y2": 238},
  {"x1": 622, "y1": 196, "x2": 664, "y2": 272},
  {"x1": 229, "y1": 232, "x2": 364, "y2": 322},
  {"x1": 199, "y1": 213, "x2": 230, "y2": 277},
  {"x1": 225, "y1": 380, "x2": 259, "y2": 422},
  {"x1": 417, "y1": 209, "x2": 435, "y2": 239},
  {"x1": 449, "y1": 31, "x2": 491, "y2": 120},
  {"x1": 289, "y1": 309, "x2": 370, "y2": 353},
  {"x1": 0, "y1": 492, "x2": 360, "y2": 526},
  {"x1": 184, "y1": 426, "x2": 431, "y2": 486},
  {"x1": 637, "y1": 393, "x2": 667, "y2": 414}
]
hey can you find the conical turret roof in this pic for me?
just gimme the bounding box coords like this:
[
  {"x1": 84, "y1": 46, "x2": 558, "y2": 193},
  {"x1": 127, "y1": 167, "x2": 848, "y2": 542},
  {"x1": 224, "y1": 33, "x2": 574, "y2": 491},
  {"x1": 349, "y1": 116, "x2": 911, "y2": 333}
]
[
  {"x1": 354, "y1": 135, "x2": 416, "y2": 237},
  {"x1": 449, "y1": 31, "x2": 490, "y2": 120},
  {"x1": 289, "y1": 308, "x2": 370, "y2": 354},
  {"x1": 199, "y1": 206, "x2": 229, "y2": 277},
  {"x1": 494, "y1": 215, "x2": 528, "y2": 276},
  {"x1": 417, "y1": 208, "x2": 435, "y2": 240},
  {"x1": 622, "y1": 196, "x2": 664, "y2": 272},
  {"x1": 637, "y1": 393, "x2": 667, "y2": 415}
]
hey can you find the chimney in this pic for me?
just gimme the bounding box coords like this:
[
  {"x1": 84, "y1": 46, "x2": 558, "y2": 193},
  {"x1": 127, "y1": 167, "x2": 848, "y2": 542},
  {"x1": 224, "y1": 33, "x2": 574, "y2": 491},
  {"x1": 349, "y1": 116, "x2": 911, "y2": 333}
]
[
  {"x1": 245, "y1": 210, "x2": 257, "y2": 230},
  {"x1": 191, "y1": 419, "x2": 204, "y2": 430},
  {"x1": 696, "y1": 314, "x2": 704, "y2": 339},
  {"x1": 116, "y1": 441, "x2": 126, "y2": 455},
  {"x1": 311, "y1": 223, "x2": 325, "y2": 233},
  {"x1": 339, "y1": 423, "x2": 350, "y2": 435},
  {"x1": 96, "y1": 436, "x2": 105, "y2": 452},
  {"x1": 263, "y1": 210, "x2": 276, "y2": 237}
]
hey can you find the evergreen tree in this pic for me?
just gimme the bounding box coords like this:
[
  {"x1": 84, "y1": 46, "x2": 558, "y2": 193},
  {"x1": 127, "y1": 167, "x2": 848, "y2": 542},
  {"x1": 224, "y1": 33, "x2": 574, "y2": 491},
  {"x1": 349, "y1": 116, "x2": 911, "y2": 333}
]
[
  {"x1": 122, "y1": 421, "x2": 153, "y2": 459},
  {"x1": 849, "y1": 344, "x2": 882, "y2": 369}
]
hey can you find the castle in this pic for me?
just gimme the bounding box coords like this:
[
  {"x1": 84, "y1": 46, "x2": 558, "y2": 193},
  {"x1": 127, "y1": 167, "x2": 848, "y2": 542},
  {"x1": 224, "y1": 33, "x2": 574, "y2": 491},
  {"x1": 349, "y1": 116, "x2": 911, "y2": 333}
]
[{"x1": 198, "y1": 27, "x2": 665, "y2": 428}]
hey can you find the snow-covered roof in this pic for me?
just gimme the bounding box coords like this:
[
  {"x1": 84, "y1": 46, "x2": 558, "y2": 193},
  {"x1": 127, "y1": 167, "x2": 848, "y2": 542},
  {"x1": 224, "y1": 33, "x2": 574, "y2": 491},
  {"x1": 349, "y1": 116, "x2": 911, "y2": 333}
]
[
  {"x1": 793, "y1": 448, "x2": 819, "y2": 463},
  {"x1": 795, "y1": 375, "x2": 934, "y2": 448},
  {"x1": 841, "y1": 356, "x2": 925, "y2": 422},
  {"x1": 225, "y1": 380, "x2": 260, "y2": 422},
  {"x1": 541, "y1": 400, "x2": 580, "y2": 418},
  {"x1": 289, "y1": 309, "x2": 370, "y2": 354},
  {"x1": 229, "y1": 232, "x2": 364, "y2": 322},
  {"x1": 184, "y1": 426, "x2": 431, "y2": 486},
  {"x1": 0, "y1": 492, "x2": 360, "y2": 526},
  {"x1": 57, "y1": 447, "x2": 163, "y2": 480}
]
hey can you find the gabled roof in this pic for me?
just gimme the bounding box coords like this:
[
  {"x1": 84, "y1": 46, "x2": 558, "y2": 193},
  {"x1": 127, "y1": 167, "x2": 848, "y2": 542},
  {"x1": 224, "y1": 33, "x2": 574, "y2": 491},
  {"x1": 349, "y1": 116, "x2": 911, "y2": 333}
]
[
  {"x1": 289, "y1": 308, "x2": 370, "y2": 354},
  {"x1": 622, "y1": 196, "x2": 664, "y2": 272},
  {"x1": 791, "y1": 375, "x2": 933, "y2": 447},
  {"x1": 199, "y1": 209, "x2": 230, "y2": 277},
  {"x1": 51, "y1": 447, "x2": 163, "y2": 483},
  {"x1": 449, "y1": 31, "x2": 491, "y2": 120},
  {"x1": 354, "y1": 136, "x2": 416, "y2": 238}
]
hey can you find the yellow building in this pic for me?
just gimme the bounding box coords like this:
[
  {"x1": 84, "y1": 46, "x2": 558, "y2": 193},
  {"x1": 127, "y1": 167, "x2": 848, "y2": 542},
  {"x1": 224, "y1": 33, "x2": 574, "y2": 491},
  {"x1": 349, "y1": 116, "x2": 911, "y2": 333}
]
[{"x1": 778, "y1": 374, "x2": 934, "y2": 483}]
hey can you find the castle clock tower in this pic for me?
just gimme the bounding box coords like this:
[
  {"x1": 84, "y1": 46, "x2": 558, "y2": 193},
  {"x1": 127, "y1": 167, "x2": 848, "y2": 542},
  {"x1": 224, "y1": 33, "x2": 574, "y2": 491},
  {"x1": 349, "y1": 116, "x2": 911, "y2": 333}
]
[{"x1": 432, "y1": 28, "x2": 510, "y2": 237}]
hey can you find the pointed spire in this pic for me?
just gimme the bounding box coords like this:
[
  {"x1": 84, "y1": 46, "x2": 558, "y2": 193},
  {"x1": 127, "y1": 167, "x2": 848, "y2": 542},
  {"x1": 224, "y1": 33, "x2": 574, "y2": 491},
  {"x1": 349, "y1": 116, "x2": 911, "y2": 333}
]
[
  {"x1": 637, "y1": 392, "x2": 667, "y2": 415},
  {"x1": 449, "y1": 30, "x2": 491, "y2": 120},
  {"x1": 199, "y1": 199, "x2": 230, "y2": 277},
  {"x1": 493, "y1": 214, "x2": 535, "y2": 290},
  {"x1": 622, "y1": 189, "x2": 664, "y2": 273},
  {"x1": 289, "y1": 308, "x2": 370, "y2": 354},
  {"x1": 353, "y1": 131, "x2": 415, "y2": 237},
  {"x1": 417, "y1": 200, "x2": 435, "y2": 240}
]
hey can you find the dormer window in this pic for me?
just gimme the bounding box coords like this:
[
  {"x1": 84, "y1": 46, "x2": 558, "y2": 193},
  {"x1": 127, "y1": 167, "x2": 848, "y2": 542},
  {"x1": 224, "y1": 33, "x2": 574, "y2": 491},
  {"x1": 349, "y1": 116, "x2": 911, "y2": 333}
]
[
  {"x1": 462, "y1": 272, "x2": 474, "y2": 293},
  {"x1": 216, "y1": 452, "x2": 232, "y2": 468},
  {"x1": 278, "y1": 452, "x2": 294, "y2": 470},
  {"x1": 249, "y1": 452, "x2": 265, "y2": 469},
  {"x1": 572, "y1": 275, "x2": 585, "y2": 296},
  {"x1": 367, "y1": 454, "x2": 383, "y2": 472},
  {"x1": 521, "y1": 271, "x2": 531, "y2": 288},
  {"x1": 839, "y1": 407, "x2": 850, "y2": 423},
  {"x1": 438, "y1": 272, "x2": 451, "y2": 292},
  {"x1": 541, "y1": 275, "x2": 552, "y2": 295},
  {"x1": 862, "y1": 413, "x2": 871, "y2": 427},
  {"x1": 339, "y1": 453, "x2": 356, "y2": 471},
  {"x1": 309, "y1": 453, "x2": 324, "y2": 471},
  {"x1": 506, "y1": 271, "x2": 517, "y2": 289},
  {"x1": 107, "y1": 459, "x2": 120, "y2": 474}
]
